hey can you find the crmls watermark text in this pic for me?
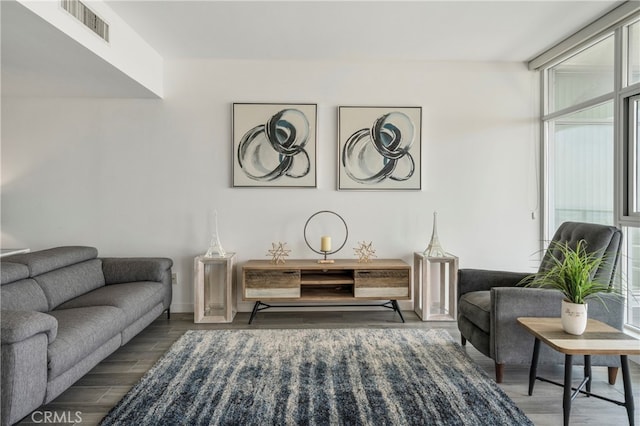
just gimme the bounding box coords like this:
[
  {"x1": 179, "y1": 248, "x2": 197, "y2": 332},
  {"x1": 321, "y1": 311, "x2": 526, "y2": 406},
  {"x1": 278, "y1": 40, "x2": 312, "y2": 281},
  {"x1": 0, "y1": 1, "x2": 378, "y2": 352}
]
[{"x1": 31, "y1": 411, "x2": 82, "y2": 423}]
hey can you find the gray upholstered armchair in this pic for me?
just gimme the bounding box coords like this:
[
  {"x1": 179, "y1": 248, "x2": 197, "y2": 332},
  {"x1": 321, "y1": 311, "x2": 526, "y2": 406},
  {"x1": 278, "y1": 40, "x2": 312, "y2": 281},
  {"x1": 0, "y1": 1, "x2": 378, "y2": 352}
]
[{"x1": 457, "y1": 221, "x2": 624, "y2": 383}]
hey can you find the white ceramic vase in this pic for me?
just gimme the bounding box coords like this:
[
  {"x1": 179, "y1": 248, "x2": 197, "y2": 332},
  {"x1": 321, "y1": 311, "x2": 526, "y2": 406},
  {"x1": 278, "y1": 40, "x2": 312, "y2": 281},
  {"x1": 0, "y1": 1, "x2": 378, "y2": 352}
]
[{"x1": 561, "y1": 300, "x2": 588, "y2": 335}]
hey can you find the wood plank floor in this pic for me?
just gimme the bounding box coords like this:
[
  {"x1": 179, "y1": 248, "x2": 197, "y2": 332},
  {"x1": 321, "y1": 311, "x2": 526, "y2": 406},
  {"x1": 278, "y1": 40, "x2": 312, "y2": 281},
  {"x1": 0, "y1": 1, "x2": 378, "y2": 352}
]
[{"x1": 17, "y1": 310, "x2": 640, "y2": 425}]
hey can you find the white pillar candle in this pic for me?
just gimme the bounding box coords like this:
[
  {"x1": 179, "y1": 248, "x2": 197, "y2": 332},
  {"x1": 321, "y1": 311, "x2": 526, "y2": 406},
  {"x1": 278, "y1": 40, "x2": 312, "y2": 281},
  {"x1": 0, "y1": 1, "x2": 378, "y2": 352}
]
[{"x1": 320, "y1": 236, "x2": 332, "y2": 252}]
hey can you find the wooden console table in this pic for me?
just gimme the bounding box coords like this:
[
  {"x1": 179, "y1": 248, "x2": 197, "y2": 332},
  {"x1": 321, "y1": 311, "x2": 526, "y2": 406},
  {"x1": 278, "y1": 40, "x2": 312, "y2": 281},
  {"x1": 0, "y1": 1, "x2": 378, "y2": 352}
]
[
  {"x1": 518, "y1": 317, "x2": 640, "y2": 426},
  {"x1": 242, "y1": 259, "x2": 411, "y2": 324}
]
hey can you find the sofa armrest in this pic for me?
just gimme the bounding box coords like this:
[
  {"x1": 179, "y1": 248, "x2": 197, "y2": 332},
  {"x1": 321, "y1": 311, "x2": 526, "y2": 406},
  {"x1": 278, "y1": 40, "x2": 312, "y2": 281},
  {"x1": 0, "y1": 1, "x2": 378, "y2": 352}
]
[
  {"x1": 101, "y1": 257, "x2": 173, "y2": 312},
  {"x1": 1, "y1": 310, "x2": 56, "y2": 425},
  {"x1": 458, "y1": 269, "x2": 530, "y2": 298},
  {"x1": 101, "y1": 257, "x2": 173, "y2": 285},
  {"x1": 1, "y1": 310, "x2": 57, "y2": 344}
]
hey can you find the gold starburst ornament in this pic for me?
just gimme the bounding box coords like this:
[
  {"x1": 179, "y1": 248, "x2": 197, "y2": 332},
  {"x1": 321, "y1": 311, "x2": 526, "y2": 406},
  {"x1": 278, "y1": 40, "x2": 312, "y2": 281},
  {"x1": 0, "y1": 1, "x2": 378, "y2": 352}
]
[
  {"x1": 354, "y1": 241, "x2": 377, "y2": 263},
  {"x1": 267, "y1": 242, "x2": 291, "y2": 264}
]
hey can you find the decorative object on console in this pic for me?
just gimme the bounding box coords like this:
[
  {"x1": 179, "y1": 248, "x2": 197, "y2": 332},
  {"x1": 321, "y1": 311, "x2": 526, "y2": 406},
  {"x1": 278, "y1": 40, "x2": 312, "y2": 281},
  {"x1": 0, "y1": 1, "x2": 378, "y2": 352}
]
[
  {"x1": 338, "y1": 106, "x2": 422, "y2": 190},
  {"x1": 205, "y1": 210, "x2": 227, "y2": 258},
  {"x1": 267, "y1": 242, "x2": 291, "y2": 264},
  {"x1": 320, "y1": 236, "x2": 332, "y2": 263},
  {"x1": 354, "y1": 241, "x2": 377, "y2": 263},
  {"x1": 423, "y1": 211, "x2": 447, "y2": 257},
  {"x1": 303, "y1": 210, "x2": 348, "y2": 264},
  {"x1": 232, "y1": 103, "x2": 317, "y2": 188}
]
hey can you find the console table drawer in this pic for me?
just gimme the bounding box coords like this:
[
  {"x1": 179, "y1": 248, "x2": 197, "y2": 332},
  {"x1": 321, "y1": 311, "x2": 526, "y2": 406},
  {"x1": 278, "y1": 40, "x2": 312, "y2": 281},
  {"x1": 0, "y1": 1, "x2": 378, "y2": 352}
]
[
  {"x1": 354, "y1": 270, "x2": 410, "y2": 298},
  {"x1": 243, "y1": 270, "x2": 300, "y2": 299}
]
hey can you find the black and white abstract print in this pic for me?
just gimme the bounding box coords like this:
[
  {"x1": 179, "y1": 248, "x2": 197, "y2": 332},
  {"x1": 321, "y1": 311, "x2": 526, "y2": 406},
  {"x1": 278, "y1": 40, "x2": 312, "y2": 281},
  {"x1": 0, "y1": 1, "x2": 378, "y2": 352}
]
[
  {"x1": 339, "y1": 106, "x2": 421, "y2": 190},
  {"x1": 233, "y1": 104, "x2": 317, "y2": 187}
]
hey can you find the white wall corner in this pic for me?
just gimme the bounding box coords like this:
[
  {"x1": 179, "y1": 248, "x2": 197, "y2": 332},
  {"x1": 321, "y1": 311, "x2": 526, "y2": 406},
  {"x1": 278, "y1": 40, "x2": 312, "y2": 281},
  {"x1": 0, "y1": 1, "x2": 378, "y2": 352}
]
[{"x1": 17, "y1": 0, "x2": 163, "y2": 97}]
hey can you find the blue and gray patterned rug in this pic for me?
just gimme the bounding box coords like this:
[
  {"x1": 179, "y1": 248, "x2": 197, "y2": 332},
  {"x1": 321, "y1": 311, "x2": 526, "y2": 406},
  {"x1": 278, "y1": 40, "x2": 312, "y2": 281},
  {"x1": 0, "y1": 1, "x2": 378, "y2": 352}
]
[{"x1": 100, "y1": 328, "x2": 532, "y2": 425}]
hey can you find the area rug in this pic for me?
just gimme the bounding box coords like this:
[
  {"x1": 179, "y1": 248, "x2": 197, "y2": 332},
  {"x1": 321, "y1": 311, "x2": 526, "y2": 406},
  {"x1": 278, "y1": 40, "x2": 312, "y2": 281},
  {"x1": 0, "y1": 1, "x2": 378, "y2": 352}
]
[{"x1": 100, "y1": 329, "x2": 532, "y2": 425}]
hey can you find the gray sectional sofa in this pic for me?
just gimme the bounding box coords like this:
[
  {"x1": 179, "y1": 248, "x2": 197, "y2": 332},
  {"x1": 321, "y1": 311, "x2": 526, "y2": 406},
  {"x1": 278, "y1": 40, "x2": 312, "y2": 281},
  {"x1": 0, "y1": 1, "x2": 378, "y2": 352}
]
[{"x1": 0, "y1": 246, "x2": 172, "y2": 426}]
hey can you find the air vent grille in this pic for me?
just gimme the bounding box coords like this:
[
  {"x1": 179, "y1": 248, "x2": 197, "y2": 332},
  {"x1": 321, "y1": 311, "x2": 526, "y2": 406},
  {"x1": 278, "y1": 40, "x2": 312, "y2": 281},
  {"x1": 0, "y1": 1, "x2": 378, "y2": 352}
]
[{"x1": 61, "y1": 0, "x2": 109, "y2": 42}]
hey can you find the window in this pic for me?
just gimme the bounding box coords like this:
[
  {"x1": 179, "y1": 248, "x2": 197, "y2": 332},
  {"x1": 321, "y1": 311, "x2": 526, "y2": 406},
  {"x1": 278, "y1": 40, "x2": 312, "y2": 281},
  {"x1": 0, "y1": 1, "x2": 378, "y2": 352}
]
[
  {"x1": 549, "y1": 102, "x2": 614, "y2": 229},
  {"x1": 629, "y1": 94, "x2": 640, "y2": 215},
  {"x1": 625, "y1": 227, "x2": 640, "y2": 328},
  {"x1": 548, "y1": 35, "x2": 614, "y2": 113},
  {"x1": 543, "y1": 36, "x2": 615, "y2": 235},
  {"x1": 539, "y1": 12, "x2": 640, "y2": 331},
  {"x1": 628, "y1": 20, "x2": 640, "y2": 86},
  {"x1": 625, "y1": 94, "x2": 640, "y2": 330}
]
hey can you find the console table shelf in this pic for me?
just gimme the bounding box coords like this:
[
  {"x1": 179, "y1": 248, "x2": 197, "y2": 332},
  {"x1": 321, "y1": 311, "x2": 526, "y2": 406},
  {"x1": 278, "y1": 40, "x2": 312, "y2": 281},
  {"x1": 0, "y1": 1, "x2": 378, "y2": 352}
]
[{"x1": 242, "y1": 259, "x2": 410, "y2": 323}]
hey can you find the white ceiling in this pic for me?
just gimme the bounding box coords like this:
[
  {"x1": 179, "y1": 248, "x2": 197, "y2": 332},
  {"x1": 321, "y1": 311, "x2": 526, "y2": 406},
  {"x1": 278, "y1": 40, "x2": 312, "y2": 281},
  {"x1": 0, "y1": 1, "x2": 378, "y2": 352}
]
[
  {"x1": 0, "y1": 0, "x2": 628, "y2": 97},
  {"x1": 105, "y1": 0, "x2": 625, "y2": 62}
]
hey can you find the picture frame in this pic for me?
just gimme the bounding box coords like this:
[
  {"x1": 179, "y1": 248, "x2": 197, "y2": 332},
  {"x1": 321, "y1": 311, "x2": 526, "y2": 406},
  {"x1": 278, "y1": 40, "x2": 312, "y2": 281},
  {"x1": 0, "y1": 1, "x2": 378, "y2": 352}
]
[
  {"x1": 338, "y1": 106, "x2": 422, "y2": 190},
  {"x1": 233, "y1": 103, "x2": 317, "y2": 188}
]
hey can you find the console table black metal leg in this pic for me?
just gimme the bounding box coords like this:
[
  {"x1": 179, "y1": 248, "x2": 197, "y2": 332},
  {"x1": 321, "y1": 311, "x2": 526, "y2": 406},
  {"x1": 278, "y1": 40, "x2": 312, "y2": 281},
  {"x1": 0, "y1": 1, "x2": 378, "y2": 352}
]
[
  {"x1": 528, "y1": 338, "x2": 540, "y2": 396},
  {"x1": 391, "y1": 300, "x2": 405, "y2": 323},
  {"x1": 621, "y1": 355, "x2": 635, "y2": 426},
  {"x1": 249, "y1": 301, "x2": 261, "y2": 325},
  {"x1": 563, "y1": 354, "x2": 573, "y2": 426}
]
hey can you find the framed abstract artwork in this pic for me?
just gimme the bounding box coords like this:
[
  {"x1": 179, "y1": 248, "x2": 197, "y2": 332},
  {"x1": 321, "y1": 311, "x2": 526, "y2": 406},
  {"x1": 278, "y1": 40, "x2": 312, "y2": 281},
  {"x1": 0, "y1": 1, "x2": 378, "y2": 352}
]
[
  {"x1": 233, "y1": 103, "x2": 317, "y2": 188},
  {"x1": 338, "y1": 106, "x2": 422, "y2": 190}
]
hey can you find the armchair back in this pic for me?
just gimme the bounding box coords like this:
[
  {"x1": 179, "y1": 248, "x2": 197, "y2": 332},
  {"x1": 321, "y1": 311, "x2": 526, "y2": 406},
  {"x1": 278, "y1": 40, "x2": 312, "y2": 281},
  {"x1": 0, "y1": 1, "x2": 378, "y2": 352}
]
[{"x1": 539, "y1": 221, "x2": 623, "y2": 287}]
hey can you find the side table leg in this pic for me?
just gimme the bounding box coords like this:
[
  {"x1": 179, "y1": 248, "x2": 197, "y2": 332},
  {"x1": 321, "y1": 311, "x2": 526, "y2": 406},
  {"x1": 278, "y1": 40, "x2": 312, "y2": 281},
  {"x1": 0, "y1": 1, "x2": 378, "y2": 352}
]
[
  {"x1": 563, "y1": 354, "x2": 573, "y2": 426},
  {"x1": 528, "y1": 338, "x2": 541, "y2": 396},
  {"x1": 621, "y1": 355, "x2": 635, "y2": 426},
  {"x1": 584, "y1": 354, "x2": 592, "y2": 394}
]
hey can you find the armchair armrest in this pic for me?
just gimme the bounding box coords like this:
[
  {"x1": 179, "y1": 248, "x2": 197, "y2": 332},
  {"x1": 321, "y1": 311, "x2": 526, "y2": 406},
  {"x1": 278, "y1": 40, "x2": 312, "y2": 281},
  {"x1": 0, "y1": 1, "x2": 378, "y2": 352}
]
[
  {"x1": 490, "y1": 287, "x2": 563, "y2": 363},
  {"x1": 458, "y1": 269, "x2": 530, "y2": 298},
  {"x1": 101, "y1": 257, "x2": 173, "y2": 285},
  {"x1": 1, "y1": 310, "x2": 57, "y2": 344},
  {"x1": 490, "y1": 288, "x2": 624, "y2": 366}
]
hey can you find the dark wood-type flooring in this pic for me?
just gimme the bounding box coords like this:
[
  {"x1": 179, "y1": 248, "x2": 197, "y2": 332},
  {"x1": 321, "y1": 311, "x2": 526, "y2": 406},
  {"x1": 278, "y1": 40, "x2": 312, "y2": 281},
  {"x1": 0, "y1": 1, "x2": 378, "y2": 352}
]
[{"x1": 17, "y1": 311, "x2": 640, "y2": 425}]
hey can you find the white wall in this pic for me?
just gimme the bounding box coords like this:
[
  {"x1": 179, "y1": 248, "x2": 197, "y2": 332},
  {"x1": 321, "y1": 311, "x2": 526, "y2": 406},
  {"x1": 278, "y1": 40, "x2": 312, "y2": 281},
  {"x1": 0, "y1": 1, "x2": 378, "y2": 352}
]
[
  {"x1": 1, "y1": 59, "x2": 541, "y2": 313},
  {"x1": 16, "y1": 0, "x2": 163, "y2": 96}
]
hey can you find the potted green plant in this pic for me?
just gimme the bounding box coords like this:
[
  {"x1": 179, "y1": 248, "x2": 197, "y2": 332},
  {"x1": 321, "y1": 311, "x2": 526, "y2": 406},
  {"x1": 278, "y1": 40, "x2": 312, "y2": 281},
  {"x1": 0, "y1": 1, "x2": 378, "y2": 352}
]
[{"x1": 523, "y1": 239, "x2": 614, "y2": 335}]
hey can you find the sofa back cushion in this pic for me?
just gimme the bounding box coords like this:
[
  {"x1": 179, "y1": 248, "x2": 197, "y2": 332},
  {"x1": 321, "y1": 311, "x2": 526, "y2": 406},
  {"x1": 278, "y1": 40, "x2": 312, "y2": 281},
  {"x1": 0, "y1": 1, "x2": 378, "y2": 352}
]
[
  {"x1": 1, "y1": 262, "x2": 49, "y2": 312},
  {"x1": 6, "y1": 246, "x2": 98, "y2": 276},
  {"x1": 1, "y1": 262, "x2": 29, "y2": 285},
  {"x1": 1, "y1": 278, "x2": 49, "y2": 312},
  {"x1": 34, "y1": 259, "x2": 105, "y2": 310}
]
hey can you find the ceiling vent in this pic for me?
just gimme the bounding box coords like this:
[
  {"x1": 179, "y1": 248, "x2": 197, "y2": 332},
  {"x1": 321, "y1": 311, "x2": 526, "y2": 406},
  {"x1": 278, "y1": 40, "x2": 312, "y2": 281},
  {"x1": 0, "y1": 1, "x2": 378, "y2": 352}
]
[{"x1": 61, "y1": 0, "x2": 109, "y2": 42}]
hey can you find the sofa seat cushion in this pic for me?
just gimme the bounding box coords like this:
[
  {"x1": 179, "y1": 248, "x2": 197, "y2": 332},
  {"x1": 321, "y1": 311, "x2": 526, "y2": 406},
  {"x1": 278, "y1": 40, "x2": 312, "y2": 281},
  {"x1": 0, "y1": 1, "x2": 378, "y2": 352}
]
[
  {"x1": 458, "y1": 291, "x2": 491, "y2": 333},
  {"x1": 56, "y1": 282, "x2": 165, "y2": 327},
  {"x1": 47, "y1": 306, "x2": 125, "y2": 379}
]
